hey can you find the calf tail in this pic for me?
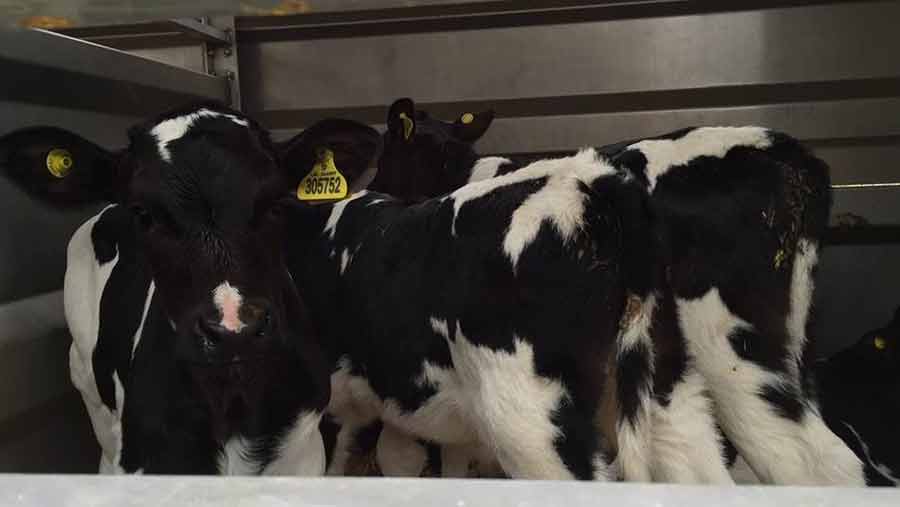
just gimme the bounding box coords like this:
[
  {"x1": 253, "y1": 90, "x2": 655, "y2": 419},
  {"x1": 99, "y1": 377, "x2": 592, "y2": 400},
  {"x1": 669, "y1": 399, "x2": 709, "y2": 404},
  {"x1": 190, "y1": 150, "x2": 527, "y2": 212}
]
[{"x1": 614, "y1": 294, "x2": 657, "y2": 481}]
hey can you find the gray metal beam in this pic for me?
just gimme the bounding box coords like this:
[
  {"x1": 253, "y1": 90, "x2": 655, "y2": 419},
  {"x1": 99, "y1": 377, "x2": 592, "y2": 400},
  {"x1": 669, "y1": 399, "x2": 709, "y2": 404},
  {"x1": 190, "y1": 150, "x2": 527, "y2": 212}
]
[
  {"x1": 239, "y1": 2, "x2": 900, "y2": 115},
  {"x1": 0, "y1": 28, "x2": 229, "y2": 116},
  {"x1": 57, "y1": 18, "x2": 230, "y2": 50},
  {"x1": 234, "y1": 0, "x2": 873, "y2": 42}
]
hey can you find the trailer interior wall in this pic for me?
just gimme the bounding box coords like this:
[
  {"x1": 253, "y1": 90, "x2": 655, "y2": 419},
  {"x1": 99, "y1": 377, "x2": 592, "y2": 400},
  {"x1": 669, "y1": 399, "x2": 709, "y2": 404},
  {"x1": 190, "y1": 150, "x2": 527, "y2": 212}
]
[{"x1": 1, "y1": 0, "x2": 897, "y2": 474}]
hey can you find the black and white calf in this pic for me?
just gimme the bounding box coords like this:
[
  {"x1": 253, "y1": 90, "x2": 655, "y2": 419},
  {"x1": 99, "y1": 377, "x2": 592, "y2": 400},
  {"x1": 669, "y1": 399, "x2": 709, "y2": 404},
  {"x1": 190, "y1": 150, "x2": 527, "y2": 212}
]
[
  {"x1": 290, "y1": 153, "x2": 634, "y2": 480},
  {"x1": 374, "y1": 98, "x2": 865, "y2": 485},
  {"x1": 2, "y1": 103, "x2": 641, "y2": 479},
  {"x1": 0, "y1": 104, "x2": 385, "y2": 474}
]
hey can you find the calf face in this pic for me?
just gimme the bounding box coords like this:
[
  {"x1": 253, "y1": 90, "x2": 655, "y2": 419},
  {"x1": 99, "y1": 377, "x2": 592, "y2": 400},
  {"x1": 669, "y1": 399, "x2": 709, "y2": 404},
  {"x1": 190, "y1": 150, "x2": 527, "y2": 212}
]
[
  {"x1": 370, "y1": 98, "x2": 494, "y2": 201},
  {"x1": 0, "y1": 103, "x2": 380, "y2": 471}
]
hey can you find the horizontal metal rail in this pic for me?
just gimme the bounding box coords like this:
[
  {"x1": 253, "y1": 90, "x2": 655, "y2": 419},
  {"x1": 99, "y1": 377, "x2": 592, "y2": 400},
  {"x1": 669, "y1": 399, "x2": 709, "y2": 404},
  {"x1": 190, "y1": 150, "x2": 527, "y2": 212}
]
[
  {"x1": 58, "y1": 18, "x2": 230, "y2": 50},
  {"x1": 0, "y1": 28, "x2": 228, "y2": 116}
]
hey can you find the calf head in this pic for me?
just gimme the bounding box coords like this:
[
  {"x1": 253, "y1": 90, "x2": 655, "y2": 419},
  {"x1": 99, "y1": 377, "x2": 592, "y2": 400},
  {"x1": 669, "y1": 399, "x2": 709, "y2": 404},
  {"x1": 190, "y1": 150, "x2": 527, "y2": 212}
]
[
  {"x1": 0, "y1": 103, "x2": 379, "y2": 452},
  {"x1": 830, "y1": 306, "x2": 900, "y2": 377},
  {"x1": 371, "y1": 97, "x2": 493, "y2": 201}
]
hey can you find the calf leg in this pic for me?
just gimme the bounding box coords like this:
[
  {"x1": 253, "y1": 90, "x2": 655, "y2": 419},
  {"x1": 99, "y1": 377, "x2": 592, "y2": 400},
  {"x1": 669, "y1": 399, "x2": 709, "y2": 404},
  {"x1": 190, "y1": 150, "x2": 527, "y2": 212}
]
[
  {"x1": 440, "y1": 444, "x2": 473, "y2": 477},
  {"x1": 376, "y1": 424, "x2": 428, "y2": 477},
  {"x1": 678, "y1": 288, "x2": 864, "y2": 485},
  {"x1": 447, "y1": 322, "x2": 610, "y2": 480},
  {"x1": 648, "y1": 368, "x2": 733, "y2": 484}
]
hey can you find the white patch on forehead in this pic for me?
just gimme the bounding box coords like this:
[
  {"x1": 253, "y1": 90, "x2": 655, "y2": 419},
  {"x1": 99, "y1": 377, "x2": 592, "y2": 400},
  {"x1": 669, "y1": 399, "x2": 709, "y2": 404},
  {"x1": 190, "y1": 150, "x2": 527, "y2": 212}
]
[
  {"x1": 627, "y1": 126, "x2": 771, "y2": 191},
  {"x1": 213, "y1": 281, "x2": 245, "y2": 333},
  {"x1": 451, "y1": 149, "x2": 612, "y2": 236},
  {"x1": 323, "y1": 190, "x2": 370, "y2": 240},
  {"x1": 150, "y1": 108, "x2": 249, "y2": 162},
  {"x1": 467, "y1": 156, "x2": 511, "y2": 184}
]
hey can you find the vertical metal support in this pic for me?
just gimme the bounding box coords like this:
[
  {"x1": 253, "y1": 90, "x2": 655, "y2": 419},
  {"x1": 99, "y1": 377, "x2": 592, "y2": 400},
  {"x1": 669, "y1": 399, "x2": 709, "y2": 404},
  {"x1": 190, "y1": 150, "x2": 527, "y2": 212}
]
[{"x1": 205, "y1": 16, "x2": 241, "y2": 110}]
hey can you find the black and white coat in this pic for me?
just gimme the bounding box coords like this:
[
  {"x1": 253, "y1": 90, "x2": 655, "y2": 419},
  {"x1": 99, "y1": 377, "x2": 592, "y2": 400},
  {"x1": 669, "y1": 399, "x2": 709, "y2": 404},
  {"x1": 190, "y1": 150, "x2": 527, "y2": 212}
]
[
  {"x1": 0, "y1": 104, "x2": 377, "y2": 475},
  {"x1": 3, "y1": 103, "x2": 639, "y2": 479},
  {"x1": 372, "y1": 98, "x2": 866, "y2": 485}
]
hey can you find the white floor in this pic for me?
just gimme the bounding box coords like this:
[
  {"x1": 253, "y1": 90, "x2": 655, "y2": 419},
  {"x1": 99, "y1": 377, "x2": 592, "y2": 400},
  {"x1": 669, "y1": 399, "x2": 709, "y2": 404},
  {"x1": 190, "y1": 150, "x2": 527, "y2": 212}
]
[{"x1": 1, "y1": 475, "x2": 897, "y2": 507}]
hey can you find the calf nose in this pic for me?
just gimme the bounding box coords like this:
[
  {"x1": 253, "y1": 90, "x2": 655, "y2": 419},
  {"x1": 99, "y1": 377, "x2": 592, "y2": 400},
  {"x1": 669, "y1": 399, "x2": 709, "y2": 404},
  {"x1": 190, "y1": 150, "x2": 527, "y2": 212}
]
[{"x1": 194, "y1": 300, "x2": 272, "y2": 344}]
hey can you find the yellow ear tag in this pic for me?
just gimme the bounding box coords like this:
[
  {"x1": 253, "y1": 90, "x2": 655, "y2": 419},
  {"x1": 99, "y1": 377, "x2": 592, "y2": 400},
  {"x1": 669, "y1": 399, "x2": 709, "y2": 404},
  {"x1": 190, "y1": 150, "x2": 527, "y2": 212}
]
[
  {"x1": 46, "y1": 148, "x2": 73, "y2": 178},
  {"x1": 297, "y1": 148, "x2": 348, "y2": 201},
  {"x1": 460, "y1": 112, "x2": 475, "y2": 124},
  {"x1": 874, "y1": 336, "x2": 887, "y2": 350},
  {"x1": 398, "y1": 112, "x2": 414, "y2": 140}
]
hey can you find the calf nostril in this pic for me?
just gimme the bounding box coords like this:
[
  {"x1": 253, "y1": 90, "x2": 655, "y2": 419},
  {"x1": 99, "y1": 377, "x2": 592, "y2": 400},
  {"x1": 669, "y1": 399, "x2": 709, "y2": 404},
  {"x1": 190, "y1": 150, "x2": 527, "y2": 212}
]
[
  {"x1": 255, "y1": 310, "x2": 272, "y2": 338},
  {"x1": 195, "y1": 317, "x2": 223, "y2": 344}
]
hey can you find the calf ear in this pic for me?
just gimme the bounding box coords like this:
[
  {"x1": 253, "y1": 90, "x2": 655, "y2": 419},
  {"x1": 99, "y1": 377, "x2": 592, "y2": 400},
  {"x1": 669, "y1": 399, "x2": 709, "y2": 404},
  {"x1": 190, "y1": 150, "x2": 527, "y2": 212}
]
[
  {"x1": 387, "y1": 98, "x2": 416, "y2": 143},
  {"x1": 453, "y1": 109, "x2": 494, "y2": 143},
  {"x1": 0, "y1": 126, "x2": 122, "y2": 207},
  {"x1": 280, "y1": 119, "x2": 381, "y2": 190}
]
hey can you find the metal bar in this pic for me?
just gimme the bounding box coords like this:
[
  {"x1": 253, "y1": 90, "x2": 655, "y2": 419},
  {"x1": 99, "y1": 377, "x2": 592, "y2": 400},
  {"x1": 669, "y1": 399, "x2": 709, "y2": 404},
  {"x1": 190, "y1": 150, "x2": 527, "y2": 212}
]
[
  {"x1": 209, "y1": 16, "x2": 242, "y2": 109},
  {"x1": 832, "y1": 182, "x2": 900, "y2": 189},
  {"x1": 0, "y1": 28, "x2": 229, "y2": 117},
  {"x1": 57, "y1": 18, "x2": 230, "y2": 50},
  {"x1": 239, "y1": 2, "x2": 900, "y2": 115},
  {"x1": 168, "y1": 18, "x2": 230, "y2": 46},
  {"x1": 826, "y1": 225, "x2": 900, "y2": 244},
  {"x1": 234, "y1": 0, "x2": 877, "y2": 42}
]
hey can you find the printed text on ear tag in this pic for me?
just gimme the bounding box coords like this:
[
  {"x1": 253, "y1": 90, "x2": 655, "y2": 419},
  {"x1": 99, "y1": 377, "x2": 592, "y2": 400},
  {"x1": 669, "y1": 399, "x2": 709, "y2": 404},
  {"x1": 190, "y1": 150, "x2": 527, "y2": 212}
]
[
  {"x1": 297, "y1": 148, "x2": 349, "y2": 201},
  {"x1": 398, "y1": 112, "x2": 414, "y2": 140},
  {"x1": 46, "y1": 148, "x2": 73, "y2": 178}
]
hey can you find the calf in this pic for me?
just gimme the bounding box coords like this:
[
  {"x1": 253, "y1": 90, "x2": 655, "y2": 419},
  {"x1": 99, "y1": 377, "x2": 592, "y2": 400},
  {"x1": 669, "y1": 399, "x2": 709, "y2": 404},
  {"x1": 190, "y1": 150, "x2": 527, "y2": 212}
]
[
  {"x1": 819, "y1": 307, "x2": 900, "y2": 486},
  {"x1": 0, "y1": 104, "x2": 381, "y2": 474},
  {"x1": 289, "y1": 155, "x2": 631, "y2": 480},
  {"x1": 374, "y1": 98, "x2": 865, "y2": 485},
  {"x1": 2, "y1": 103, "x2": 635, "y2": 479}
]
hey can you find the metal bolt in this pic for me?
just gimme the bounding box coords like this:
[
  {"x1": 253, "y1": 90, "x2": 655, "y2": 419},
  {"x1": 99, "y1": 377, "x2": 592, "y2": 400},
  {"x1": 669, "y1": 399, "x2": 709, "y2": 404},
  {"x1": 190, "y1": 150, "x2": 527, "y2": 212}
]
[
  {"x1": 224, "y1": 48, "x2": 232, "y2": 57},
  {"x1": 225, "y1": 71, "x2": 235, "y2": 80}
]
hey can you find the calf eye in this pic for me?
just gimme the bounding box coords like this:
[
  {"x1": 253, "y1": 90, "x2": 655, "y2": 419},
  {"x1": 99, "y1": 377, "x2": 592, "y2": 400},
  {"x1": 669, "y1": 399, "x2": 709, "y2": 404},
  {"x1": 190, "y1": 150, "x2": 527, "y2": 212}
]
[{"x1": 130, "y1": 204, "x2": 155, "y2": 231}]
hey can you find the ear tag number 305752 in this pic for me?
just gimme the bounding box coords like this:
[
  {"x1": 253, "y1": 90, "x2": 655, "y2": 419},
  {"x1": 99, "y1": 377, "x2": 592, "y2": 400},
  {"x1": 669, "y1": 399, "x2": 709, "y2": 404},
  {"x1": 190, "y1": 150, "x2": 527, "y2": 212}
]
[{"x1": 297, "y1": 148, "x2": 348, "y2": 201}]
